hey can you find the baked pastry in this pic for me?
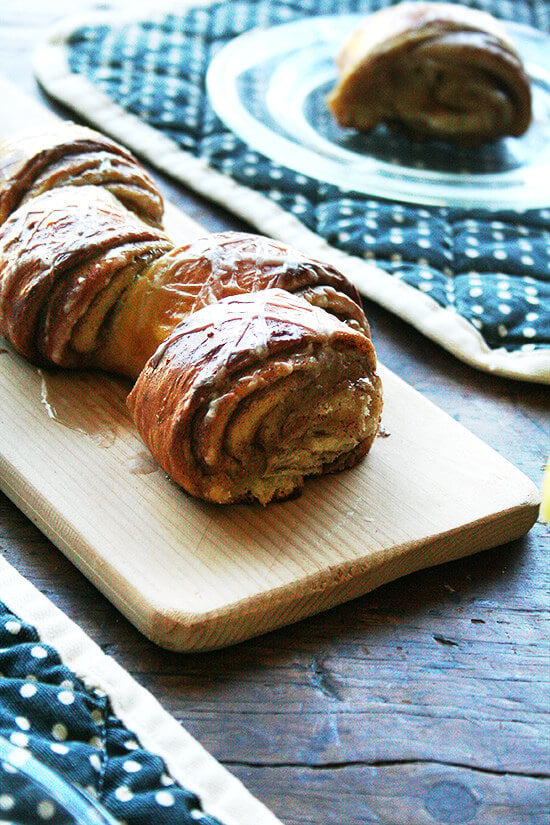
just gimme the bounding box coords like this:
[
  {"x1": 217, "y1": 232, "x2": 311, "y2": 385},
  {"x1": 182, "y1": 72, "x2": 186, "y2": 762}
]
[
  {"x1": 0, "y1": 186, "x2": 372, "y2": 379},
  {"x1": 0, "y1": 125, "x2": 383, "y2": 504},
  {"x1": 327, "y1": 1, "x2": 532, "y2": 144},
  {"x1": 106, "y1": 229, "x2": 371, "y2": 375},
  {"x1": 128, "y1": 289, "x2": 383, "y2": 504},
  {"x1": 0, "y1": 122, "x2": 164, "y2": 226},
  {"x1": 0, "y1": 186, "x2": 173, "y2": 374}
]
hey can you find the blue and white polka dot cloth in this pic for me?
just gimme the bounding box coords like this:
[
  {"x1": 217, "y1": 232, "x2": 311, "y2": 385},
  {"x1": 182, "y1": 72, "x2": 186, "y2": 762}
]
[
  {"x1": 0, "y1": 602, "x2": 225, "y2": 824},
  {"x1": 35, "y1": 0, "x2": 550, "y2": 381}
]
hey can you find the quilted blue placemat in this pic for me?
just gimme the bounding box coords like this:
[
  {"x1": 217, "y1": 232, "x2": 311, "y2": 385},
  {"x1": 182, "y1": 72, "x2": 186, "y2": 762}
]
[
  {"x1": 33, "y1": 0, "x2": 550, "y2": 382},
  {"x1": 0, "y1": 612, "x2": 219, "y2": 825},
  {"x1": 0, "y1": 558, "x2": 282, "y2": 825}
]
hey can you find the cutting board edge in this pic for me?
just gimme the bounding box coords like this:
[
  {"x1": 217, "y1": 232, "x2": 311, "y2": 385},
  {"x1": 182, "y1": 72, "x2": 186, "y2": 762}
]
[
  {"x1": 95, "y1": 496, "x2": 546, "y2": 651},
  {"x1": 0, "y1": 458, "x2": 160, "y2": 632},
  {"x1": 1, "y1": 434, "x2": 540, "y2": 652}
]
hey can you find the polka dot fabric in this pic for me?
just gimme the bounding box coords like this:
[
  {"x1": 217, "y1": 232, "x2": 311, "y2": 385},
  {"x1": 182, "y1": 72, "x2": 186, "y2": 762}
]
[
  {"x1": 48, "y1": 0, "x2": 550, "y2": 379},
  {"x1": 330, "y1": 202, "x2": 550, "y2": 351},
  {"x1": 0, "y1": 603, "x2": 225, "y2": 825}
]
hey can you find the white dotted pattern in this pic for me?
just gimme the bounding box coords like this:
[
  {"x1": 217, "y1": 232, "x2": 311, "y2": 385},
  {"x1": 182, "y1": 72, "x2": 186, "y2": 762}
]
[{"x1": 1, "y1": 611, "x2": 214, "y2": 822}]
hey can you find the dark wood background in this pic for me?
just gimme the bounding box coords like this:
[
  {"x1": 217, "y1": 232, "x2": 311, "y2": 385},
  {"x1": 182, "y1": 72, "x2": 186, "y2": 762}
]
[{"x1": 1, "y1": 2, "x2": 548, "y2": 823}]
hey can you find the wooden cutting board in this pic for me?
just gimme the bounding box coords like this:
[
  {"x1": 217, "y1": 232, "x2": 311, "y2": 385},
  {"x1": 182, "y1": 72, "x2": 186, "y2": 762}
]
[
  {"x1": 0, "y1": 322, "x2": 539, "y2": 650},
  {"x1": 0, "y1": 79, "x2": 540, "y2": 651}
]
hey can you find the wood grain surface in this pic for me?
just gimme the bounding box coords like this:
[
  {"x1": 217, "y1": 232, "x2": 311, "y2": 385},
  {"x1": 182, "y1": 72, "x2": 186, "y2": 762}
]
[{"x1": 0, "y1": 2, "x2": 548, "y2": 823}]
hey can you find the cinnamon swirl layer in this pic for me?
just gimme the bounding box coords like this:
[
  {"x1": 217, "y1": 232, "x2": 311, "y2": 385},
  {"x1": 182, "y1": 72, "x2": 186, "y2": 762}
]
[
  {"x1": 127, "y1": 289, "x2": 383, "y2": 505},
  {"x1": 0, "y1": 186, "x2": 172, "y2": 369}
]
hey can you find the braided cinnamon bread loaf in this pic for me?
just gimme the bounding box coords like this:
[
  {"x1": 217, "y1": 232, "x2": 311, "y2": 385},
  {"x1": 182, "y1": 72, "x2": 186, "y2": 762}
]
[{"x1": 0, "y1": 124, "x2": 383, "y2": 504}]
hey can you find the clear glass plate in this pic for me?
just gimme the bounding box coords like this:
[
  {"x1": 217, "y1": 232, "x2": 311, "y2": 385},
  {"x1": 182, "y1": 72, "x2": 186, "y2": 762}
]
[{"x1": 206, "y1": 14, "x2": 550, "y2": 208}]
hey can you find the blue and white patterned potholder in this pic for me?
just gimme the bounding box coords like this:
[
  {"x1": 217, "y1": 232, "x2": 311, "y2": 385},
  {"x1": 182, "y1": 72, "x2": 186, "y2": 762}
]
[
  {"x1": 0, "y1": 602, "x2": 223, "y2": 824},
  {"x1": 0, "y1": 556, "x2": 282, "y2": 825},
  {"x1": 33, "y1": 0, "x2": 550, "y2": 383}
]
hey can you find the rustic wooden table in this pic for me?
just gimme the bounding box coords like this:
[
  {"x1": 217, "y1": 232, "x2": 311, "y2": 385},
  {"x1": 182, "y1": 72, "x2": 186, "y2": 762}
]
[{"x1": 1, "y1": 2, "x2": 549, "y2": 823}]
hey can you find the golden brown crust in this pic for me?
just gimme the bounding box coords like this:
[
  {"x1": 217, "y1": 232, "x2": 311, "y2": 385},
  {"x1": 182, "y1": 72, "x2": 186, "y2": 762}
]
[
  {"x1": 0, "y1": 186, "x2": 171, "y2": 368},
  {"x1": 0, "y1": 122, "x2": 164, "y2": 226},
  {"x1": 150, "y1": 231, "x2": 368, "y2": 329},
  {"x1": 327, "y1": 1, "x2": 532, "y2": 143},
  {"x1": 106, "y1": 230, "x2": 370, "y2": 366},
  {"x1": 127, "y1": 289, "x2": 382, "y2": 505}
]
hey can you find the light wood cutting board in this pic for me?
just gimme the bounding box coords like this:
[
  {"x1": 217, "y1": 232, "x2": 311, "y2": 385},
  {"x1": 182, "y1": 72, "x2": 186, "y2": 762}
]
[
  {"x1": 0, "y1": 80, "x2": 540, "y2": 651},
  {"x1": 0, "y1": 315, "x2": 539, "y2": 650}
]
